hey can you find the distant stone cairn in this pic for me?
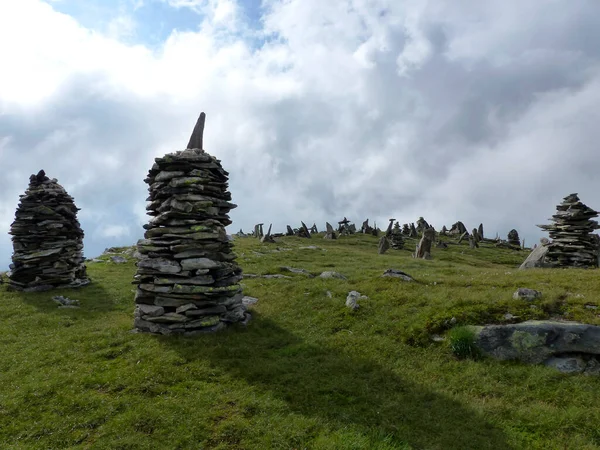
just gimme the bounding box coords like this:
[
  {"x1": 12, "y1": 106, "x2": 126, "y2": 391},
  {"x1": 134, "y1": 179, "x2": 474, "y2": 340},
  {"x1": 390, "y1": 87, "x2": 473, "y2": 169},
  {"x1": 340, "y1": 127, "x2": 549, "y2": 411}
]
[
  {"x1": 389, "y1": 221, "x2": 404, "y2": 250},
  {"x1": 133, "y1": 112, "x2": 247, "y2": 335},
  {"x1": 507, "y1": 229, "x2": 521, "y2": 247},
  {"x1": 8, "y1": 170, "x2": 89, "y2": 292},
  {"x1": 538, "y1": 193, "x2": 600, "y2": 268}
]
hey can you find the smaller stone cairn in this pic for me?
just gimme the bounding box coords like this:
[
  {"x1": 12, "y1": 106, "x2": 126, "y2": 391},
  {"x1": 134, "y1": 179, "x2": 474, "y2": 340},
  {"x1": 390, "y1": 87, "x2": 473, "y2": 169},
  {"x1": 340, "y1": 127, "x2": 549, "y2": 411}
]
[
  {"x1": 254, "y1": 223, "x2": 264, "y2": 239},
  {"x1": 402, "y1": 223, "x2": 411, "y2": 236},
  {"x1": 324, "y1": 222, "x2": 337, "y2": 240},
  {"x1": 338, "y1": 217, "x2": 354, "y2": 235},
  {"x1": 478, "y1": 223, "x2": 484, "y2": 240},
  {"x1": 440, "y1": 225, "x2": 448, "y2": 236},
  {"x1": 390, "y1": 221, "x2": 404, "y2": 249},
  {"x1": 297, "y1": 221, "x2": 311, "y2": 238},
  {"x1": 538, "y1": 193, "x2": 600, "y2": 268},
  {"x1": 507, "y1": 229, "x2": 521, "y2": 247},
  {"x1": 8, "y1": 170, "x2": 90, "y2": 291},
  {"x1": 409, "y1": 223, "x2": 418, "y2": 238},
  {"x1": 310, "y1": 223, "x2": 318, "y2": 234},
  {"x1": 449, "y1": 221, "x2": 467, "y2": 236},
  {"x1": 371, "y1": 225, "x2": 379, "y2": 237},
  {"x1": 416, "y1": 217, "x2": 429, "y2": 233},
  {"x1": 361, "y1": 219, "x2": 374, "y2": 234},
  {"x1": 285, "y1": 225, "x2": 294, "y2": 236},
  {"x1": 261, "y1": 224, "x2": 276, "y2": 243},
  {"x1": 471, "y1": 228, "x2": 480, "y2": 244},
  {"x1": 414, "y1": 227, "x2": 435, "y2": 259},
  {"x1": 133, "y1": 112, "x2": 247, "y2": 335}
]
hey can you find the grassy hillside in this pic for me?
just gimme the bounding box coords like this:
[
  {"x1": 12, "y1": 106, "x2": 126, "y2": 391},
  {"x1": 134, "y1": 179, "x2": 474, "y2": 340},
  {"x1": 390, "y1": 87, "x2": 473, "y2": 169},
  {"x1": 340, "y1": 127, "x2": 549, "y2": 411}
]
[{"x1": 1, "y1": 234, "x2": 600, "y2": 449}]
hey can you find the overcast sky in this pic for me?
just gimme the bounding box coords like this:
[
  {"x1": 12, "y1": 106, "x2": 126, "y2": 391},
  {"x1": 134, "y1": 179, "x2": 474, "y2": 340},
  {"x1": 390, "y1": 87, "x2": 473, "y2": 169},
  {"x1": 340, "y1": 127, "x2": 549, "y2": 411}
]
[{"x1": 1, "y1": 0, "x2": 600, "y2": 268}]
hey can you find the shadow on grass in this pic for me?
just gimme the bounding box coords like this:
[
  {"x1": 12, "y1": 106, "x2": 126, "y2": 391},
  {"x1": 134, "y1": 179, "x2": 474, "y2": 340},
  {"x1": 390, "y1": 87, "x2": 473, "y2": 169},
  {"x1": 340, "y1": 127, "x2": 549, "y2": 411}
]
[
  {"x1": 161, "y1": 315, "x2": 512, "y2": 450},
  {"x1": 2, "y1": 279, "x2": 118, "y2": 318}
]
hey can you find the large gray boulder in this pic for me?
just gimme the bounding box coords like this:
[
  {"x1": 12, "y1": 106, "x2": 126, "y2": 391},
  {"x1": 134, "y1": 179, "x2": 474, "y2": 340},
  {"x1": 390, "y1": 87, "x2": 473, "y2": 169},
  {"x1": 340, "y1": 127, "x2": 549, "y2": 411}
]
[{"x1": 473, "y1": 320, "x2": 600, "y2": 373}]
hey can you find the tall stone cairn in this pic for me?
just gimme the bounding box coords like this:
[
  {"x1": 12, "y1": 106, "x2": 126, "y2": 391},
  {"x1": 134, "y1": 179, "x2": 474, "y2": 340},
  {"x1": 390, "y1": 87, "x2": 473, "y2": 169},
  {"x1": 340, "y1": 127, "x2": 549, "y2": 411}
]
[
  {"x1": 538, "y1": 193, "x2": 600, "y2": 268},
  {"x1": 133, "y1": 112, "x2": 247, "y2": 335},
  {"x1": 8, "y1": 170, "x2": 90, "y2": 292}
]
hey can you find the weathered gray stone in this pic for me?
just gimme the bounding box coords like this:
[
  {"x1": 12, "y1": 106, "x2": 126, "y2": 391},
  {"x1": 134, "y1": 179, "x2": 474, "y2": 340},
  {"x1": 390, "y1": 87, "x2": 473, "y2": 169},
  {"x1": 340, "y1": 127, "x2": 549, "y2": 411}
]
[
  {"x1": 137, "y1": 257, "x2": 182, "y2": 273},
  {"x1": 345, "y1": 290, "x2": 367, "y2": 311},
  {"x1": 319, "y1": 271, "x2": 347, "y2": 280},
  {"x1": 519, "y1": 240, "x2": 551, "y2": 269},
  {"x1": 513, "y1": 288, "x2": 542, "y2": 301},
  {"x1": 381, "y1": 269, "x2": 414, "y2": 281},
  {"x1": 138, "y1": 304, "x2": 165, "y2": 317},
  {"x1": 473, "y1": 320, "x2": 600, "y2": 366},
  {"x1": 378, "y1": 236, "x2": 390, "y2": 254}
]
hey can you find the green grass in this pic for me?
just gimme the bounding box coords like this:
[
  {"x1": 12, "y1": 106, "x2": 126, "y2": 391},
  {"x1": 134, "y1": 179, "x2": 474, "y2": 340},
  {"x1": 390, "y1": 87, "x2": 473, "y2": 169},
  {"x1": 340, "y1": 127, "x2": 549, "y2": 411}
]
[{"x1": 1, "y1": 234, "x2": 600, "y2": 449}]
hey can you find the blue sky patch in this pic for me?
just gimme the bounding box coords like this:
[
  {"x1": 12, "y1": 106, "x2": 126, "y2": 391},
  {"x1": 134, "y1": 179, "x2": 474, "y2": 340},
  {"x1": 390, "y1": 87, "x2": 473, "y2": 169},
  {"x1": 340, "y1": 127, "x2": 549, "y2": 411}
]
[{"x1": 45, "y1": 0, "x2": 266, "y2": 47}]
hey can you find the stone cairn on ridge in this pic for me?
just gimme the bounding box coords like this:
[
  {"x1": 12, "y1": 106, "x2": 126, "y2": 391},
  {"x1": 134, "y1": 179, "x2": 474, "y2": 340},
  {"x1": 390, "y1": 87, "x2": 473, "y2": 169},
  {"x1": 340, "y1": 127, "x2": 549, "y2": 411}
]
[
  {"x1": 8, "y1": 170, "x2": 90, "y2": 292},
  {"x1": 133, "y1": 112, "x2": 247, "y2": 335},
  {"x1": 538, "y1": 193, "x2": 600, "y2": 268},
  {"x1": 388, "y1": 220, "x2": 404, "y2": 249},
  {"x1": 507, "y1": 229, "x2": 521, "y2": 247}
]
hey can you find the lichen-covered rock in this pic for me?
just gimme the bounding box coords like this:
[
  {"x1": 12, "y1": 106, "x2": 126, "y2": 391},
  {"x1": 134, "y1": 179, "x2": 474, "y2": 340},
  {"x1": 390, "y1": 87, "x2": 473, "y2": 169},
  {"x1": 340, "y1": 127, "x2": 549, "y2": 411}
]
[
  {"x1": 8, "y1": 170, "x2": 89, "y2": 291},
  {"x1": 473, "y1": 320, "x2": 600, "y2": 373},
  {"x1": 133, "y1": 113, "x2": 248, "y2": 334}
]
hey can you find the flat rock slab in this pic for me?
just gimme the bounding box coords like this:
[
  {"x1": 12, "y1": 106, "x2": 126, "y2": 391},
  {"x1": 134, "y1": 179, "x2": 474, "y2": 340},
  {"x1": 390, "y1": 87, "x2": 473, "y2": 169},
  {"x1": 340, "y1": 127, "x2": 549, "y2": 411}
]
[
  {"x1": 519, "y1": 245, "x2": 550, "y2": 269},
  {"x1": 474, "y1": 320, "x2": 600, "y2": 369}
]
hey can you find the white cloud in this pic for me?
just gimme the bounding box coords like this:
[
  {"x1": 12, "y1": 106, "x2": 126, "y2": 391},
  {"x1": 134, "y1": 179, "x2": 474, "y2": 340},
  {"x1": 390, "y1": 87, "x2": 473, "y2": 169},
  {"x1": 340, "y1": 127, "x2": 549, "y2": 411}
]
[
  {"x1": 98, "y1": 224, "x2": 132, "y2": 239},
  {"x1": 1, "y1": 0, "x2": 600, "y2": 265}
]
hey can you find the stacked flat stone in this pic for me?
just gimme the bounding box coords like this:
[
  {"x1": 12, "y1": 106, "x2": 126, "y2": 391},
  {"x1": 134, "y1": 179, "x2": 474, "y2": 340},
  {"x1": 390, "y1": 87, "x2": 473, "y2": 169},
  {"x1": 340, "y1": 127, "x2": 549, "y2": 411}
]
[
  {"x1": 538, "y1": 193, "x2": 600, "y2": 268},
  {"x1": 390, "y1": 222, "x2": 404, "y2": 249},
  {"x1": 133, "y1": 113, "x2": 246, "y2": 335},
  {"x1": 8, "y1": 170, "x2": 89, "y2": 292}
]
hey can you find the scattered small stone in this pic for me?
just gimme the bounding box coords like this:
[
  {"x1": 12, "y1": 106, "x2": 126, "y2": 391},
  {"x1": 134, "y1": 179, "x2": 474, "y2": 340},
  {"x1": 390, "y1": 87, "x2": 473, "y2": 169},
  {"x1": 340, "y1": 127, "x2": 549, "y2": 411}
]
[
  {"x1": 585, "y1": 304, "x2": 598, "y2": 310},
  {"x1": 319, "y1": 271, "x2": 347, "y2": 280},
  {"x1": 513, "y1": 288, "x2": 542, "y2": 301},
  {"x1": 503, "y1": 313, "x2": 517, "y2": 320},
  {"x1": 326, "y1": 290, "x2": 332, "y2": 298},
  {"x1": 381, "y1": 269, "x2": 414, "y2": 282},
  {"x1": 431, "y1": 334, "x2": 446, "y2": 343},
  {"x1": 110, "y1": 256, "x2": 127, "y2": 264},
  {"x1": 262, "y1": 274, "x2": 292, "y2": 279},
  {"x1": 280, "y1": 266, "x2": 314, "y2": 277},
  {"x1": 345, "y1": 290, "x2": 367, "y2": 311},
  {"x1": 52, "y1": 296, "x2": 80, "y2": 307},
  {"x1": 299, "y1": 245, "x2": 323, "y2": 250}
]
